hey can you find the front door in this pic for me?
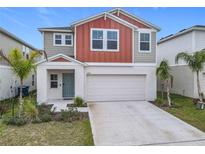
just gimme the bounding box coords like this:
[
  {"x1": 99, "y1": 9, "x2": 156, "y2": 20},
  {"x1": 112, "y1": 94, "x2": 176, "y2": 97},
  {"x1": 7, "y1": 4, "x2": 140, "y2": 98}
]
[{"x1": 62, "y1": 73, "x2": 75, "y2": 99}]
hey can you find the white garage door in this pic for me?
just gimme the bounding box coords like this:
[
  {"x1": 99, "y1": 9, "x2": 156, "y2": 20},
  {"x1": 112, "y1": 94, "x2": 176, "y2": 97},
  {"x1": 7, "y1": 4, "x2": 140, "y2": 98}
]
[{"x1": 87, "y1": 74, "x2": 146, "y2": 101}]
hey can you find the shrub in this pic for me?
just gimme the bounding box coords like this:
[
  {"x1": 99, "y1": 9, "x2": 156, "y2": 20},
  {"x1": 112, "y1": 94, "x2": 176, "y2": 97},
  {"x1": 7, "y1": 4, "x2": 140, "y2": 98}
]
[
  {"x1": 73, "y1": 96, "x2": 85, "y2": 107},
  {"x1": 40, "y1": 113, "x2": 52, "y2": 122},
  {"x1": 0, "y1": 102, "x2": 8, "y2": 118},
  {"x1": 37, "y1": 103, "x2": 53, "y2": 115},
  {"x1": 60, "y1": 107, "x2": 79, "y2": 122},
  {"x1": 23, "y1": 99, "x2": 39, "y2": 121},
  {"x1": 154, "y1": 98, "x2": 164, "y2": 106},
  {"x1": 2, "y1": 116, "x2": 27, "y2": 126}
]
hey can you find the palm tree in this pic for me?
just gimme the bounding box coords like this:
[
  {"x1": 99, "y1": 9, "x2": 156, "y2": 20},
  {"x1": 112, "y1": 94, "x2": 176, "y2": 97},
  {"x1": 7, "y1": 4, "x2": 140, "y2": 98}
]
[
  {"x1": 0, "y1": 48, "x2": 40, "y2": 117},
  {"x1": 156, "y1": 60, "x2": 172, "y2": 106},
  {"x1": 175, "y1": 50, "x2": 205, "y2": 102}
]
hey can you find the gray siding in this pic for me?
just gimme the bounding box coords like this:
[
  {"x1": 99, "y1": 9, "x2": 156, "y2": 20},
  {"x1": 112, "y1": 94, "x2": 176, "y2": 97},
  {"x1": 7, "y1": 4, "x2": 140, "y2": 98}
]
[
  {"x1": 0, "y1": 32, "x2": 32, "y2": 65},
  {"x1": 134, "y1": 31, "x2": 156, "y2": 63},
  {"x1": 44, "y1": 32, "x2": 74, "y2": 57}
]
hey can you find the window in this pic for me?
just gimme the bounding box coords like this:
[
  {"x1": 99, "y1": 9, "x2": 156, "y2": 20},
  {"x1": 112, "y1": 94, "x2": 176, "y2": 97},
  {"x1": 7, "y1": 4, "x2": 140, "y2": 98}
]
[
  {"x1": 139, "y1": 33, "x2": 151, "y2": 52},
  {"x1": 50, "y1": 74, "x2": 58, "y2": 88},
  {"x1": 65, "y1": 34, "x2": 73, "y2": 45},
  {"x1": 92, "y1": 30, "x2": 103, "y2": 49},
  {"x1": 91, "y1": 29, "x2": 119, "y2": 51},
  {"x1": 53, "y1": 33, "x2": 73, "y2": 46},
  {"x1": 54, "y1": 34, "x2": 62, "y2": 45},
  {"x1": 22, "y1": 45, "x2": 26, "y2": 57},
  {"x1": 32, "y1": 74, "x2": 35, "y2": 86},
  {"x1": 107, "y1": 31, "x2": 118, "y2": 50}
]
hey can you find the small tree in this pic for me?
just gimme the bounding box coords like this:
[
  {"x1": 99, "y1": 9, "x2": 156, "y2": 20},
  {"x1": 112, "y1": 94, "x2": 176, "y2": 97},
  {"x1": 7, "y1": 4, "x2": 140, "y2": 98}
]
[
  {"x1": 156, "y1": 60, "x2": 172, "y2": 106},
  {"x1": 0, "y1": 48, "x2": 40, "y2": 117},
  {"x1": 175, "y1": 50, "x2": 205, "y2": 102}
]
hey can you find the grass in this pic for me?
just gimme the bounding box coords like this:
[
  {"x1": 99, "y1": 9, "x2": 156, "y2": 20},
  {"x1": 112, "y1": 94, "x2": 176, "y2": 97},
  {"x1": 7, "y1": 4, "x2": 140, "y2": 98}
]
[
  {"x1": 0, "y1": 120, "x2": 94, "y2": 146},
  {"x1": 0, "y1": 91, "x2": 94, "y2": 146},
  {"x1": 157, "y1": 92, "x2": 205, "y2": 132}
]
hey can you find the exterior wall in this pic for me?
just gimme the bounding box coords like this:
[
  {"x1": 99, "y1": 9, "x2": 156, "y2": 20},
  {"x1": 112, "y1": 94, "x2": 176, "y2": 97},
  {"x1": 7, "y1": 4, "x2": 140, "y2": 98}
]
[
  {"x1": 0, "y1": 32, "x2": 32, "y2": 65},
  {"x1": 84, "y1": 65, "x2": 156, "y2": 101},
  {"x1": 194, "y1": 30, "x2": 205, "y2": 51},
  {"x1": 113, "y1": 12, "x2": 150, "y2": 28},
  {"x1": 194, "y1": 66, "x2": 205, "y2": 98},
  {"x1": 76, "y1": 17, "x2": 133, "y2": 63},
  {"x1": 157, "y1": 65, "x2": 195, "y2": 98},
  {"x1": 157, "y1": 31, "x2": 194, "y2": 65},
  {"x1": 134, "y1": 31, "x2": 156, "y2": 63},
  {"x1": 47, "y1": 70, "x2": 74, "y2": 100},
  {"x1": 37, "y1": 62, "x2": 84, "y2": 103},
  {"x1": 43, "y1": 31, "x2": 74, "y2": 57},
  {"x1": 0, "y1": 65, "x2": 36, "y2": 100}
]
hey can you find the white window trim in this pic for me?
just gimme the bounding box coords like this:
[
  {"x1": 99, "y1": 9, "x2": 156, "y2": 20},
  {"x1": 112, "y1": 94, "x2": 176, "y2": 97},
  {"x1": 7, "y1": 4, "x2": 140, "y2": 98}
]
[
  {"x1": 53, "y1": 33, "x2": 73, "y2": 47},
  {"x1": 90, "y1": 28, "x2": 119, "y2": 52},
  {"x1": 50, "y1": 74, "x2": 58, "y2": 88},
  {"x1": 138, "y1": 30, "x2": 151, "y2": 53}
]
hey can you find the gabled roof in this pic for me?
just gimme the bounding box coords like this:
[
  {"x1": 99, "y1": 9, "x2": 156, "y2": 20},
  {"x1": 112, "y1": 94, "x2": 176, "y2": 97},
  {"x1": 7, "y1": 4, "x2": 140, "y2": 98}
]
[
  {"x1": 71, "y1": 12, "x2": 138, "y2": 29},
  {"x1": 36, "y1": 53, "x2": 86, "y2": 66},
  {"x1": 38, "y1": 26, "x2": 72, "y2": 33},
  {"x1": 158, "y1": 25, "x2": 205, "y2": 44},
  {"x1": 108, "y1": 8, "x2": 161, "y2": 31},
  {"x1": 0, "y1": 27, "x2": 37, "y2": 50}
]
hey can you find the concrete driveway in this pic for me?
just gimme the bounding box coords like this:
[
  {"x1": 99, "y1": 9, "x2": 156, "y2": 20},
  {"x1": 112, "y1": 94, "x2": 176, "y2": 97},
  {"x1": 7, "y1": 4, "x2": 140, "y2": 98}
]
[{"x1": 88, "y1": 101, "x2": 205, "y2": 146}]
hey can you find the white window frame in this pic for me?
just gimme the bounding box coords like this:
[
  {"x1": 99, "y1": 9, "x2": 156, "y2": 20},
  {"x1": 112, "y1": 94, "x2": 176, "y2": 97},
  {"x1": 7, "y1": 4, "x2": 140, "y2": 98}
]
[
  {"x1": 50, "y1": 74, "x2": 58, "y2": 88},
  {"x1": 90, "y1": 28, "x2": 119, "y2": 52},
  {"x1": 53, "y1": 33, "x2": 73, "y2": 47},
  {"x1": 139, "y1": 31, "x2": 151, "y2": 53}
]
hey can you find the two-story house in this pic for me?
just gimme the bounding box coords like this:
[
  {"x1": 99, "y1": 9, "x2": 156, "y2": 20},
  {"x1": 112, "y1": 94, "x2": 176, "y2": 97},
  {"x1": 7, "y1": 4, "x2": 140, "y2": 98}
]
[
  {"x1": 157, "y1": 25, "x2": 205, "y2": 98},
  {"x1": 36, "y1": 8, "x2": 160, "y2": 103},
  {"x1": 0, "y1": 27, "x2": 38, "y2": 100}
]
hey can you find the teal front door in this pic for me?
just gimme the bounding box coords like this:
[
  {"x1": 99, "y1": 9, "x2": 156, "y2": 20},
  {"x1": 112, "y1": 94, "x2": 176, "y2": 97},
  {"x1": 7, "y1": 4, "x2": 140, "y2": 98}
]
[{"x1": 62, "y1": 73, "x2": 75, "y2": 99}]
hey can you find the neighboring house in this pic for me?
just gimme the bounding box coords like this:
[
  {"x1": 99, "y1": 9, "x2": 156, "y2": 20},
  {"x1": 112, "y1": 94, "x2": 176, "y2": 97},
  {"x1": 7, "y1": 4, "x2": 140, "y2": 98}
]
[
  {"x1": 37, "y1": 8, "x2": 160, "y2": 103},
  {"x1": 0, "y1": 27, "x2": 39, "y2": 100},
  {"x1": 157, "y1": 25, "x2": 205, "y2": 98}
]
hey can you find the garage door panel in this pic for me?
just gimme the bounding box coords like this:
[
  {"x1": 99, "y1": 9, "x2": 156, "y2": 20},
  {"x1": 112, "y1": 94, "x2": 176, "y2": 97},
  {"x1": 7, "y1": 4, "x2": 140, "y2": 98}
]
[{"x1": 87, "y1": 74, "x2": 146, "y2": 101}]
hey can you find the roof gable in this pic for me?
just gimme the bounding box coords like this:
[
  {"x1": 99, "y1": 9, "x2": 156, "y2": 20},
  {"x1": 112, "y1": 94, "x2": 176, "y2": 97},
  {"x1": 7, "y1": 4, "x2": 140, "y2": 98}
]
[
  {"x1": 71, "y1": 12, "x2": 137, "y2": 30},
  {"x1": 109, "y1": 8, "x2": 161, "y2": 31},
  {"x1": 36, "y1": 54, "x2": 86, "y2": 66}
]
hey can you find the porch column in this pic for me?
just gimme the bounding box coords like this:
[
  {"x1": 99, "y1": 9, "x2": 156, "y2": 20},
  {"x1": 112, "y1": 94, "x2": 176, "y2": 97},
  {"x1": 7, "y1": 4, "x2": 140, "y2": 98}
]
[{"x1": 37, "y1": 66, "x2": 47, "y2": 104}]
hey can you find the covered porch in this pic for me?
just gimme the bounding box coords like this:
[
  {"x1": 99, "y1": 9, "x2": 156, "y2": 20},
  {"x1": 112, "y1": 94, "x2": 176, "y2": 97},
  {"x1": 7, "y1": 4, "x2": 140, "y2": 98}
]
[{"x1": 36, "y1": 54, "x2": 85, "y2": 104}]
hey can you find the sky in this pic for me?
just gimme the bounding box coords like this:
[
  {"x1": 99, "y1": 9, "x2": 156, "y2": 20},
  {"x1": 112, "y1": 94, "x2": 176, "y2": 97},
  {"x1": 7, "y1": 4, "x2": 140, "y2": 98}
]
[{"x1": 1, "y1": 7, "x2": 205, "y2": 49}]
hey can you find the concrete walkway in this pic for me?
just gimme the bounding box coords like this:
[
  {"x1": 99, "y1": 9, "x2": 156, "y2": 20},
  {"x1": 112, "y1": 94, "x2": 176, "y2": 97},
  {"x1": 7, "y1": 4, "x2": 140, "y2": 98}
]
[{"x1": 88, "y1": 101, "x2": 205, "y2": 146}]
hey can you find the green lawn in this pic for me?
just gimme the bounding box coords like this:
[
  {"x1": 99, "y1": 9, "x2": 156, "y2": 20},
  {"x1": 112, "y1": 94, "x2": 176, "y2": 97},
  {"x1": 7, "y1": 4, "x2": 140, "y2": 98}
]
[
  {"x1": 0, "y1": 119, "x2": 94, "y2": 146},
  {"x1": 157, "y1": 93, "x2": 205, "y2": 132}
]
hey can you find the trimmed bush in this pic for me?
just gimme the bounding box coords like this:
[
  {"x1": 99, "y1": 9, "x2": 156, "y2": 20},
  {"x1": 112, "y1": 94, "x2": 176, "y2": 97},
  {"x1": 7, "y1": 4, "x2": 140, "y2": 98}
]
[
  {"x1": 40, "y1": 113, "x2": 52, "y2": 122},
  {"x1": 73, "y1": 96, "x2": 86, "y2": 107},
  {"x1": 2, "y1": 116, "x2": 27, "y2": 126},
  {"x1": 60, "y1": 107, "x2": 80, "y2": 122}
]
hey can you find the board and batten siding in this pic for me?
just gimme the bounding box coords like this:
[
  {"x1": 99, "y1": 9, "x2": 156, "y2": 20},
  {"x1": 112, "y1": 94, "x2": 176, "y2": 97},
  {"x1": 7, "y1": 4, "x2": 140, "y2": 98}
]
[
  {"x1": 44, "y1": 31, "x2": 74, "y2": 57},
  {"x1": 113, "y1": 12, "x2": 150, "y2": 29},
  {"x1": 76, "y1": 16, "x2": 133, "y2": 63},
  {"x1": 134, "y1": 31, "x2": 156, "y2": 63}
]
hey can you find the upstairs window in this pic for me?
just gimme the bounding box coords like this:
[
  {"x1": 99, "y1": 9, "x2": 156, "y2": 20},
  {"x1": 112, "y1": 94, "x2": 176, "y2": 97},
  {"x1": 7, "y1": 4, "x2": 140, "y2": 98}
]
[
  {"x1": 91, "y1": 28, "x2": 119, "y2": 51},
  {"x1": 53, "y1": 33, "x2": 73, "y2": 46},
  {"x1": 54, "y1": 34, "x2": 62, "y2": 45},
  {"x1": 92, "y1": 30, "x2": 103, "y2": 49},
  {"x1": 65, "y1": 34, "x2": 73, "y2": 46},
  {"x1": 107, "y1": 31, "x2": 118, "y2": 50},
  {"x1": 139, "y1": 32, "x2": 151, "y2": 52}
]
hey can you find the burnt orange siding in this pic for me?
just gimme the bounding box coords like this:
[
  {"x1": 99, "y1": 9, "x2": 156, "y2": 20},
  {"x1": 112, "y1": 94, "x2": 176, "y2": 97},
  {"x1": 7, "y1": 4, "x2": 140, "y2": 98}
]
[
  {"x1": 113, "y1": 12, "x2": 150, "y2": 29},
  {"x1": 76, "y1": 16, "x2": 132, "y2": 63}
]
